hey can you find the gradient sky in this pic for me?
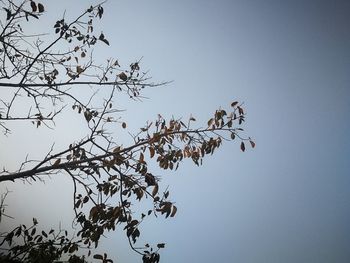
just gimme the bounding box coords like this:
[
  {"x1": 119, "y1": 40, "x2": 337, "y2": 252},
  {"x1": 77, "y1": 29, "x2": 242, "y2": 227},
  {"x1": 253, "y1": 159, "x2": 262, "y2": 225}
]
[{"x1": 1, "y1": 0, "x2": 350, "y2": 262}]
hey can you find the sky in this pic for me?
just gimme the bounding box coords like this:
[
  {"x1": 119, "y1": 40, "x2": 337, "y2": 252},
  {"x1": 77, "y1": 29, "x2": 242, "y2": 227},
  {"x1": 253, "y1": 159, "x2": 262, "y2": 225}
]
[{"x1": 1, "y1": 0, "x2": 350, "y2": 262}]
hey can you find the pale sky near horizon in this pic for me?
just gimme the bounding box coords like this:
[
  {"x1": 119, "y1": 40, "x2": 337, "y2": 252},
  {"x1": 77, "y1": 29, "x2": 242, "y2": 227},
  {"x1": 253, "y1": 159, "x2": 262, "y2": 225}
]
[{"x1": 1, "y1": 0, "x2": 350, "y2": 262}]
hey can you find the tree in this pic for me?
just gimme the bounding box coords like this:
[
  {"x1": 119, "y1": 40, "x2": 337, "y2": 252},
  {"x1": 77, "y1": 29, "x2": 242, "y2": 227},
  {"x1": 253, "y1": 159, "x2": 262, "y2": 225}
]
[{"x1": 0, "y1": 1, "x2": 254, "y2": 262}]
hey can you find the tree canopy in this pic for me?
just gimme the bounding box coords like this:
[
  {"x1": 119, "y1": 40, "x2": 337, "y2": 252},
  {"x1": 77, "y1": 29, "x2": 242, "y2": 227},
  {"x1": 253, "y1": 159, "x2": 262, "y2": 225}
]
[{"x1": 0, "y1": 1, "x2": 254, "y2": 262}]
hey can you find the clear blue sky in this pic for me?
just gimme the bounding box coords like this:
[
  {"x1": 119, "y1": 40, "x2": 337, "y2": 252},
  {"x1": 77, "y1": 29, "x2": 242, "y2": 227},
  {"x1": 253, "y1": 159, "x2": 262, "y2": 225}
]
[{"x1": 1, "y1": 0, "x2": 349, "y2": 262}]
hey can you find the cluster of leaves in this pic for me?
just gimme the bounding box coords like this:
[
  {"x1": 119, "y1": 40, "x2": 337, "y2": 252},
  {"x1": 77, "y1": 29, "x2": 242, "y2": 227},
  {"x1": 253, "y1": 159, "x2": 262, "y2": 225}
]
[
  {"x1": 60, "y1": 101, "x2": 252, "y2": 260},
  {"x1": 1, "y1": 98, "x2": 253, "y2": 262},
  {"x1": 0, "y1": 218, "x2": 87, "y2": 263},
  {"x1": 0, "y1": 0, "x2": 156, "y2": 134},
  {"x1": 0, "y1": 1, "x2": 254, "y2": 263},
  {"x1": 3, "y1": 0, "x2": 43, "y2": 21}
]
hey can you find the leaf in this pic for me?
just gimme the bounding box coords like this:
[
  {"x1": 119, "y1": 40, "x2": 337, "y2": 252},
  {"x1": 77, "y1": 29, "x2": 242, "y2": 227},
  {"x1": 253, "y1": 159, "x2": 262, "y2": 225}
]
[
  {"x1": 122, "y1": 122, "x2": 127, "y2": 129},
  {"x1": 97, "y1": 5, "x2": 104, "y2": 19},
  {"x1": 170, "y1": 205, "x2": 177, "y2": 217},
  {"x1": 231, "y1": 101, "x2": 238, "y2": 107},
  {"x1": 149, "y1": 147, "x2": 155, "y2": 158},
  {"x1": 113, "y1": 207, "x2": 121, "y2": 217},
  {"x1": 240, "y1": 141, "x2": 245, "y2": 152},
  {"x1": 89, "y1": 206, "x2": 98, "y2": 220},
  {"x1": 164, "y1": 203, "x2": 172, "y2": 218},
  {"x1": 3, "y1": 8, "x2": 11, "y2": 20},
  {"x1": 238, "y1": 106, "x2": 244, "y2": 115},
  {"x1": 131, "y1": 228, "x2": 140, "y2": 243},
  {"x1": 83, "y1": 196, "x2": 89, "y2": 203},
  {"x1": 136, "y1": 188, "x2": 144, "y2": 201},
  {"x1": 152, "y1": 184, "x2": 158, "y2": 197},
  {"x1": 139, "y1": 152, "x2": 144, "y2": 163},
  {"x1": 75, "y1": 199, "x2": 81, "y2": 208},
  {"x1": 102, "y1": 38, "x2": 110, "y2": 45},
  {"x1": 76, "y1": 65, "x2": 84, "y2": 74},
  {"x1": 157, "y1": 243, "x2": 165, "y2": 249},
  {"x1": 250, "y1": 140, "x2": 256, "y2": 148},
  {"x1": 42, "y1": 230, "x2": 47, "y2": 238},
  {"x1": 129, "y1": 220, "x2": 139, "y2": 228},
  {"x1": 15, "y1": 227, "x2": 22, "y2": 237},
  {"x1": 164, "y1": 191, "x2": 169, "y2": 199},
  {"x1": 53, "y1": 158, "x2": 61, "y2": 166},
  {"x1": 38, "y1": 3, "x2": 44, "y2": 12},
  {"x1": 118, "y1": 72, "x2": 128, "y2": 81},
  {"x1": 30, "y1": 1, "x2": 37, "y2": 12},
  {"x1": 93, "y1": 254, "x2": 103, "y2": 260},
  {"x1": 99, "y1": 33, "x2": 109, "y2": 45},
  {"x1": 84, "y1": 110, "x2": 92, "y2": 122}
]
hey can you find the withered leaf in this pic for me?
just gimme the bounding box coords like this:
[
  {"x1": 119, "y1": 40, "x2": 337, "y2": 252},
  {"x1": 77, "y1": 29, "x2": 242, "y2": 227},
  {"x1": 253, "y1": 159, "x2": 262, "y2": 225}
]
[
  {"x1": 240, "y1": 141, "x2": 245, "y2": 152},
  {"x1": 30, "y1": 1, "x2": 37, "y2": 12},
  {"x1": 170, "y1": 205, "x2": 177, "y2": 217},
  {"x1": 152, "y1": 184, "x2": 158, "y2": 197},
  {"x1": 157, "y1": 243, "x2": 165, "y2": 249},
  {"x1": 139, "y1": 152, "x2": 144, "y2": 163},
  {"x1": 250, "y1": 140, "x2": 256, "y2": 148},
  {"x1": 53, "y1": 158, "x2": 61, "y2": 166},
  {"x1": 118, "y1": 72, "x2": 128, "y2": 81},
  {"x1": 149, "y1": 147, "x2": 155, "y2": 158},
  {"x1": 38, "y1": 3, "x2": 44, "y2": 12},
  {"x1": 231, "y1": 101, "x2": 238, "y2": 107},
  {"x1": 93, "y1": 254, "x2": 103, "y2": 260},
  {"x1": 76, "y1": 66, "x2": 84, "y2": 74}
]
